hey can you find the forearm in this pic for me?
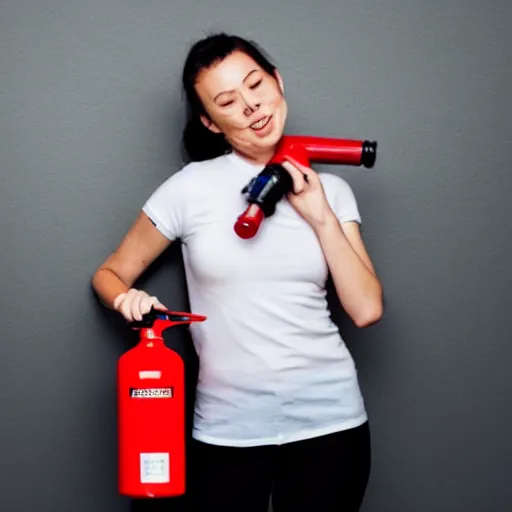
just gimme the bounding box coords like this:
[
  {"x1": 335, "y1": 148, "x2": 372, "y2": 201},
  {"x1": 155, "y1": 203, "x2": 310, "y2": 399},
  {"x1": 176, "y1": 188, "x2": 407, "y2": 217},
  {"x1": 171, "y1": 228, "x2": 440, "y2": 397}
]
[
  {"x1": 91, "y1": 267, "x2": 130, "y2": 310},
  {"x1": 314, "y1": 214, "x2": 383, "y2": 327}
]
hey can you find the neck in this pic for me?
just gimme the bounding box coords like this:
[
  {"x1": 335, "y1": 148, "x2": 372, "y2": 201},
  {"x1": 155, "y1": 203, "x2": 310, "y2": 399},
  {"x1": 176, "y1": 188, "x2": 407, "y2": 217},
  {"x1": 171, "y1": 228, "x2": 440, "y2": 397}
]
[{"x1": 233, "y1": 147, "x2": 276, "y2": 166}]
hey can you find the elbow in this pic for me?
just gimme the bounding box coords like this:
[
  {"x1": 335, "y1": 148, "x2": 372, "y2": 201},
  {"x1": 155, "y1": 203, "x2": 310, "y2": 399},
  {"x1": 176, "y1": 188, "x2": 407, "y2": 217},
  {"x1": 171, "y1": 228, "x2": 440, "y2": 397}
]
[
  {"x1": 90, "y1": 271, "x2": 98, "y2": 292},
  {"x1": 90, "y1": 266, "x2": 103, "y2": 293},
  {"x1": 90, "y1": 265, "x2": 113, "y2": 299},
  {"x1": 353, "y1": 291, "x2": 384, "y2": 328},
  {"x1": 354, "y1": 305, "x2": 383, "y2": 328}
]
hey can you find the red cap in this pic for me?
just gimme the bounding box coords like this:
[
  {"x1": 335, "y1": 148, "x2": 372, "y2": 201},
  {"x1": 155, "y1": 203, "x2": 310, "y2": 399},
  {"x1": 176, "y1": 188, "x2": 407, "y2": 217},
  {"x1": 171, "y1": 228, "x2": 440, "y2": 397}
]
[{"x1": 234, "y1": 204, "x2": 264, "y2": 239}]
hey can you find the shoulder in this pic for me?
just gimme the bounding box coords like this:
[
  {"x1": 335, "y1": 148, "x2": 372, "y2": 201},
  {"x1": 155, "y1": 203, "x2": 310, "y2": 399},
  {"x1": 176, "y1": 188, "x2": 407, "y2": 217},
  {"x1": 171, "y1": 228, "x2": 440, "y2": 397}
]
[
  {"x1": 182, "y1": 154, "x2": 229, "y2": 176},
  {"x1": 319, "y1": 172, "x2": 361, "y2": 224},
  {"x1": 153, "y1": 155, "x2": 229, "y2": 191},
  {"x1": 318, "y1": 172, "x2": 357, "y2": 200}
]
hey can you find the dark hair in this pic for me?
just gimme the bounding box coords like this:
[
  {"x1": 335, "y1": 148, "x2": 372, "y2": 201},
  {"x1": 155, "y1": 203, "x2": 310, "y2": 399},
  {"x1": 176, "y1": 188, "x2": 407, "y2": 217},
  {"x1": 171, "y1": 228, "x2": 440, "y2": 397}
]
[{"x1": 181, "y1": 33, "x2": 277, "y2": 162}]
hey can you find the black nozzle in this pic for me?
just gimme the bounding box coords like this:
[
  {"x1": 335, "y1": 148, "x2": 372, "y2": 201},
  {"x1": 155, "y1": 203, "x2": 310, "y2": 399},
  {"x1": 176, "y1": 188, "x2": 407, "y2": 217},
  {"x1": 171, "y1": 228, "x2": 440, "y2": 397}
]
[
  {"x1": 241, "y1": 163, "x2": 293, "y2": 218},
  {"x1": 361, "y1": 140, "x2": 377, "y2": 168}
]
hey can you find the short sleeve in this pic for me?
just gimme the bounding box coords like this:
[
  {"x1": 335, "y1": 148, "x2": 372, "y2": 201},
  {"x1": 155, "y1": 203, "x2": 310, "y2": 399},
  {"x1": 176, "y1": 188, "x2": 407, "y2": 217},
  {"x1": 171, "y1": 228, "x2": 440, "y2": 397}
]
[
  {"x1": 142, "y1": 170, "x2": 188, "y2": 240},
  {"x1": 321, "y1": 173, "x2": 362, "y2": 225}
]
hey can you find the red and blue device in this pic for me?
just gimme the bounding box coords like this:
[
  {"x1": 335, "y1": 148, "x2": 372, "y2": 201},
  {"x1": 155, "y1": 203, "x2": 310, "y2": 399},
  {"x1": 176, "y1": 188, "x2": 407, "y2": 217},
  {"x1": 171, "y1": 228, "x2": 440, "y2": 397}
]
[
  {"x1": 234, "y1": 134, "x2": 378, "y2": 239},
  {"x1": 117, "y1": 306, "x2": 206, "y2": 498}
]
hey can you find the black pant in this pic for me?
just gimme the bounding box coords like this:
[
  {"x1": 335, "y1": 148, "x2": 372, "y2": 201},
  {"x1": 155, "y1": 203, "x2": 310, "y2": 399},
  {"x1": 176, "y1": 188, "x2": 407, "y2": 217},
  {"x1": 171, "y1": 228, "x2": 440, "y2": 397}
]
[{"x1": 187, "y1": 421, "x2": 371, "y2": 512}]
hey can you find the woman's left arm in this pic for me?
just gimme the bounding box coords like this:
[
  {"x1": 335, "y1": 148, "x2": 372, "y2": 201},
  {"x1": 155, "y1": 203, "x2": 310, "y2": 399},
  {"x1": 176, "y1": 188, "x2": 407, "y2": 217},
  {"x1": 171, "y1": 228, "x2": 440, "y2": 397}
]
[
  {"x1": 282, "y1": 158, "x2": 383, "y2": 328},
  {"x1": 315, "y1": 216, "x2": 383, "y2": 327}
]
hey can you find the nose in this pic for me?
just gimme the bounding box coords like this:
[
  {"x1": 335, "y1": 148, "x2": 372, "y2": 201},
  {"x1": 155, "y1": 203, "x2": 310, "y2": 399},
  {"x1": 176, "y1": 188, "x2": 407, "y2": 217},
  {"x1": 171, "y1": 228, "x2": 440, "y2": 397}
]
[
  {"x1": 243, "y1": 102, "x2": 260, "y2": 116},
  {"x1": 241, "y1": 92, "x2": 260, "y2": 116}
]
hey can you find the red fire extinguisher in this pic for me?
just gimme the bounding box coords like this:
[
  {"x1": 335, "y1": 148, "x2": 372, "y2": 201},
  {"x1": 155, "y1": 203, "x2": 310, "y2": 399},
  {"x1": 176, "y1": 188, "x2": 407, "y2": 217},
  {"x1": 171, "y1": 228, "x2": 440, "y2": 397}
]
[
  {"x1": 117, "y1": 306, "x2": 206, "y2": 498},
  {"x1": 234, "y1": 134, "x2": 377, "y2": 239}
]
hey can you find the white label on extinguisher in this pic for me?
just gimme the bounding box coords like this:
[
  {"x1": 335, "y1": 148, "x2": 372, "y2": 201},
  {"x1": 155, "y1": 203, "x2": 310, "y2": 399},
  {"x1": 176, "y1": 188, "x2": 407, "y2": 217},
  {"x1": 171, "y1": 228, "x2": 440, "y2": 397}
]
[
  {"x1": 139, "y1": 370, "x2": 162, "y2": 379},
  {"x1": 140, "y1": 453, "x2": 170, "y2": 483},
  {"x1": 130, "y1": 387, "x2": 173, "y2": 398}
]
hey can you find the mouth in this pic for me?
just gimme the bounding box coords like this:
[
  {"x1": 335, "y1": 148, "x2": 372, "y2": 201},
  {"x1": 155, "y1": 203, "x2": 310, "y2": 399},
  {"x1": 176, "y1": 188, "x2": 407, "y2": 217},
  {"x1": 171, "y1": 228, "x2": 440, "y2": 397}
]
[{"x1": 249, "y1": 115, "x2": 272, "y2": 131}]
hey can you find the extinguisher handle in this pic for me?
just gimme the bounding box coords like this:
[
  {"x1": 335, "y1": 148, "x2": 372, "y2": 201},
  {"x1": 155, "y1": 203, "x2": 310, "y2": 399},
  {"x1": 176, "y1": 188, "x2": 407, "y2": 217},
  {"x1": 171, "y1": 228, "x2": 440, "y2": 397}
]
[{"x1": 130, "y1": 306, "x2": 206, "y2": 329}]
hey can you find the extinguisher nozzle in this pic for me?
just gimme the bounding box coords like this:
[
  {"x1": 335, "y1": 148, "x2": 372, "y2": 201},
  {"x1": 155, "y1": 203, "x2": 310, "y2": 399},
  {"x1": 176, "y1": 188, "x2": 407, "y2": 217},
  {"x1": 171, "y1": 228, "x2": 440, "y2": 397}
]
[
  {"x1": 167, "y1": 312, "x2": 207, "y2": 323},
  {"x1": 130, "y1": 307, "x2": 206, "y2": 329}
]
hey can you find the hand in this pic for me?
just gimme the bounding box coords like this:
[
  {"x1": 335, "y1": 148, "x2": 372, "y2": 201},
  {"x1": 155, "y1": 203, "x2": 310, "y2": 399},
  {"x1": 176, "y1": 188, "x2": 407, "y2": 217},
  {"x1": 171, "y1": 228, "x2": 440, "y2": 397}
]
[
  {"x1": 113, "y1": 288, "x2": 167, "y2": 322},
  {"x1": 281, "y1": 158, "x2": 336, "y2": 230}
]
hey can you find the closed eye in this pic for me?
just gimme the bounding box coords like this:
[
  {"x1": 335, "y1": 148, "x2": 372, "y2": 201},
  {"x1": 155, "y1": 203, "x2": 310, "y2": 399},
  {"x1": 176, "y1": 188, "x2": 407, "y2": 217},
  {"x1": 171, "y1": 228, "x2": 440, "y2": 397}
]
[
  {"x1": 249, "y1": 80, "x2": 262, "y2": 89},
  {"x1": 219, "y1": 100, "x2": 234, "y2": 107}
]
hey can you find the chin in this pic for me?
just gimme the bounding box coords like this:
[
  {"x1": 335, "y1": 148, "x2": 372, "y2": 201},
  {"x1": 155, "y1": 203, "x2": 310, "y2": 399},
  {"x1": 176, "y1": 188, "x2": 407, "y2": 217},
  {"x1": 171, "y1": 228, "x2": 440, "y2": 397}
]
[{"x1": 255, "y1": 132, "x2": 282, "y2": 154}]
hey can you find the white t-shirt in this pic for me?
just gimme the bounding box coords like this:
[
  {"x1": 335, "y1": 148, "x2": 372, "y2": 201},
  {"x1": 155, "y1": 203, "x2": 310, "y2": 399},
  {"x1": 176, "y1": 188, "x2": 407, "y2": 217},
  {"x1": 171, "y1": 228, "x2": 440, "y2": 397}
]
[{"x1": 142, "y1": 150, "x2": 368, "y2": 447}]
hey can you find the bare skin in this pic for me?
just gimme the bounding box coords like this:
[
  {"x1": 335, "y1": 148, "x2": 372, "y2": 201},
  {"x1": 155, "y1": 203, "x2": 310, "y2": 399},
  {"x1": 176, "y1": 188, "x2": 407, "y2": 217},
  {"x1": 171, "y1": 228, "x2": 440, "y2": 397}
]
[
  {"x1": 91, "y1": 50, "x2": 383, "y2": 326},
  {"x1": 195, "y1": 50, "x2": 288, "y2": 165},
  {"x1": 91, "y1": 211, "x2": 171, "y2": 321}
]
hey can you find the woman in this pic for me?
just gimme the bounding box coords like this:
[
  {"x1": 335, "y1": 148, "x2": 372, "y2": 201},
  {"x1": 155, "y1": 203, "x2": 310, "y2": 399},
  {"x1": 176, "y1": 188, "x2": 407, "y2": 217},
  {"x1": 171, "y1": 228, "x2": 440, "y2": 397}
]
[{"x1": 92, "y1": 33, "x2": 383, "y2": 512}]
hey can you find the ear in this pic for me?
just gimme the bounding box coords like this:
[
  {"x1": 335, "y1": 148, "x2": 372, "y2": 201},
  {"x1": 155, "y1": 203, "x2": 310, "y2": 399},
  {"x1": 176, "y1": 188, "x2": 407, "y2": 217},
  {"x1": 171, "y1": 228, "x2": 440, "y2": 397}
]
[
  {"x1": 274, "y1": 69, "x2": 284, "y2": 94},
  {"x1": 200, "y1": 115, "x2": 222, "y2": 134}
]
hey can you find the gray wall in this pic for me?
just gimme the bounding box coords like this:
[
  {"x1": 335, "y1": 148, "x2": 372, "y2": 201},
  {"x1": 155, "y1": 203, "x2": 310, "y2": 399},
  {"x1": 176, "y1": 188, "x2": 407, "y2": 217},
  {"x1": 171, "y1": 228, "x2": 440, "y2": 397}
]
[{"x1": 1, "y1": 0, "x2": 511, "y2": 511}]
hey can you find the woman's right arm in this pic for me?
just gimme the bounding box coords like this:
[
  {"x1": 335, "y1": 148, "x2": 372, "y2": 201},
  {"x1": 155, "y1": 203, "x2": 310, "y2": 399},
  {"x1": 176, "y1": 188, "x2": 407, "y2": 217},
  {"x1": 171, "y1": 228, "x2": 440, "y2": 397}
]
[{"x1": 91, "y1": 211, "x2": 172, "y2": 322}]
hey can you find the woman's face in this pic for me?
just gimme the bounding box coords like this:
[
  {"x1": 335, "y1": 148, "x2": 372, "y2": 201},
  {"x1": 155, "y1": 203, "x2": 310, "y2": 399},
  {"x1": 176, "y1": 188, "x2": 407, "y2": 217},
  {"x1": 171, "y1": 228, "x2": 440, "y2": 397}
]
[{"x1": 195, "y1": 50, "x2": 288, "y2": 163}]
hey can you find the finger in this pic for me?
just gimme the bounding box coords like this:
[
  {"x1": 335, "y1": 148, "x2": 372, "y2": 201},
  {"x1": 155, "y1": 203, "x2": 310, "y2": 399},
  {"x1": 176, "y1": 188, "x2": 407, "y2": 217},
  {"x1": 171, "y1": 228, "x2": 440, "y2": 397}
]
[
  {"x1": 282, "y1": 156, "x2": 313, "y2": 174},
  {"x1": 130, "y1": 290, "x2": 147, "y2": 321},
  {"x1": 139, "y1": 295, "x2": 154, "y2": 316},
  {"x1": 281, "y1": 161, "x2": 308, "y2": 194},
  {"x1": 122, "y1": 289, "x2": 138, "y2": 322},
  {"x1": 141, "y1": 295, "x2": 164, "y2": 315},
  {"x1": 136, "y1": 292, "x2": 151, "y2": 321},
  {"x1": 152, "y1": 299, "x2": 168, "y2": 312},
  {"x1": 117, "y1": 289, "x2": 136, "y2": 321},
  {"x1": 113, "y1": 292, "x2": 126, "y2": 311},
  {"x1": 283, "y1": 157, "x2": 320, "y2": 185},
  {"x1": 119, "y1": 298, "x2": 133, "y2": 322}
]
